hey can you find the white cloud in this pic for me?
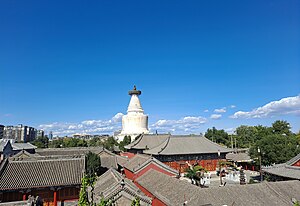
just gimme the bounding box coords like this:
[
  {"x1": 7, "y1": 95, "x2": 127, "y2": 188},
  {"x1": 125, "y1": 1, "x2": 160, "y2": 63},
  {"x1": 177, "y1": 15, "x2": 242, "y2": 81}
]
[
  {"x1": 112, "y1": 112, "x2": 124, "y2": 122},
  {"x1": 210, "y1": 114, "x2": 222, "y2": 119},
  {"x1": 151, "y1": 116, "x2": 207, "y2": 134},
  {"x1": 225, "y1": 127, "x2": 235, "y2": 134},
  {"x1": 204, "y1": 109, "x2": 209, "y2": 112},
  {"x1": 39, "y1": 113, "x2": 124, "y2": 136},
  {"x1": 214, "y1": 108, "x2": 226, "y2": 113},
  {"x1": 230, "y1": 105, "x2": 236, "y2": 109},
  {"x1": 230, "y1": 95, "x2": 300, "y2": 119}
]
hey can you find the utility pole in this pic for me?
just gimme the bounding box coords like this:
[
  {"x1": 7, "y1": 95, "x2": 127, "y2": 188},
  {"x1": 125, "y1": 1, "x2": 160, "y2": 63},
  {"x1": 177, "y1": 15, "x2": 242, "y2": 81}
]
[
  {"x1": 258, "y1": 147, "x2": 263, "y2": 182},
  {"x1": 234, "y1": 138, "x2": 237, "y2": 153},
  {"x1": 231, "y1": 135, "x2": 233, "y2": 151},
  {"x1": 218, "y1": 149, "x2": 223, "y2": 186}
]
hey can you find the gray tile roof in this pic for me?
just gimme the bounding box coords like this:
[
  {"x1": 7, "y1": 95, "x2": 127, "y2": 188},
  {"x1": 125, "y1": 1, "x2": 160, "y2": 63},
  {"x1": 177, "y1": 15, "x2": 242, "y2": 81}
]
[
  {"x1": 0, "y1": 141, "x2": 8, "y2": 152},
  {"x1": 36, "y1": 146, "x2": 104, "y2": 156},
  {"x1": 92, "y1": 168, "x2": 151, "y2": 205},
  {"x1": 125, "y1": 134, "x2": 169, "y2": 150},
  {"x1": 133, "y1": 157, "x2": 179, "y2": 176},
  {"x1": 143, "y1": 135, "x2": 231, "y2": 155},
  {"x1": 286, "y1": 153, "x2": 300, "y2": 165},
  {"x1": 12, "y1": 143, "x2": 37, "y2": 150},
  {"x1": 11, "y1": 150, "x2": 41, "y2": 159},
  {"x1": 226, "y1": 152, "x2": 253, "y2": 162},
  {"x1": 136, "y1": 169, "x2": 300, "y2": 206},
  {"x1": 263, "y1": 153, "x2": 300, "y2": 180},
  {"x1": 98, "y1": 149, "x2": 128, "y2": 169},
  {"x1": 123, "y1": 154, "x2": 151, "y2": 172},
  {"x1": 0, "y1": 156, "x2": 85, "y2": 190}
]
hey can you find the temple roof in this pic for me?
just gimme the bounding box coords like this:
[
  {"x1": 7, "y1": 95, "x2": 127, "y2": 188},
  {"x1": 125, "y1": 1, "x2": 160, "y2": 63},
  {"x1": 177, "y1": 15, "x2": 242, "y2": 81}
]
[
  {"x1": 98, "y1": 148, "x2": 128, "y2": 169},
  {"x1": 226, "y1": 151, "x2": 253, "y2": 162},
  {"x1": 143, "y1": 135, "x2": 231, "y2": 155},
  {"x1": 12, "y1": 142, "x2": 37, "y2": 150},
  {"x1": 136, "y1": 169, "x2": 300, "y2": 206},
  {"x1": 123, "y1": 154, "x2": 151, "y2": 172},
  {"x1": 125, "y1": 134, "x2": 169, "y2": 150},
  {"x1": 133, "y1": 156, "x2": 179, "y2": 176},
  {"x1": 0, "y1": 140, "x2": 36, "y2": 152},
  {"x1": 0, "y1": 156, "x2": 85, "y2": 190},
  {"x1": 263, "y1": 153, "x2": 300, "y2": 180},
  {"x1": 36, "y1": 146, "x2": 105, "y2": 156},
  {"x1": 0, "y1": 140, "x2": 11, "y2": 152},
  {"x1": 92, "y1": 168, "x2": 151, "y2": 205}
]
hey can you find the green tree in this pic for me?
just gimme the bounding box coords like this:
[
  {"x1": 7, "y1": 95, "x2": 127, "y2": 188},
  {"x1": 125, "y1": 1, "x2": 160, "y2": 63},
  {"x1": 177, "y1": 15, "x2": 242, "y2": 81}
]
[
  {"x1": 32, "y1": 136, "x2": 49, "y2": 148},
  {"x1": 63, "y1": 137, "x2": 79, "y2": 147},
  {"x1": 249, "y1": 133, "x2": 300, "y2": 165},
  {"x1": 119, "y1": 135, "x2": 131, "y2": 151},
  {"x1": 205, "y1": 127, "x2": 230, "y2": 146},
  {"x1": 235, "y1": 125, "x2": 271, "y2": 148},
  {"x1": 48, "y1": 138, "x2": 64, "y2": 148},
  {"x1": 131, "y1": 197, "x2": 140, "y2": 206},
  {"x1": 272, "y1": 120, "x2": 292, "y2": 135},
  {"x1": 86, "y1": 151, "x2": 102, "y2": 180},
  {"x1": 78, "y1": 175, "x2": 89, "y2": 206},
  {"x1": 89, "y1": 137, "x2": 104, "y2": 147},
  {"x1": 103, "y1": 137, "x2": 118, "y2": 151},
  {"x1": 77, "y1": 139, "x2": 88, "y2": 147},
  {"x1": 98, "y1": 198, "x2": 112, "y2": 206},
  {"x1": 184, "y1": 166, "x2": 207, "y2": 186}
]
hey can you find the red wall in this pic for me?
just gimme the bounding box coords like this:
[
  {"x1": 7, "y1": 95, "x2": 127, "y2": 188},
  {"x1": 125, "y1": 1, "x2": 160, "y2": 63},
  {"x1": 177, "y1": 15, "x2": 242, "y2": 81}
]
[
  {"x1": 124, "y1": 168, "x2": 135, "y2": 180},
  {"x1": 0, "y1": 187, "x2": 79, "y2": 204},
  {"x1": 292, "y1": 159, "x2": 300, "y2": 167},
  {"x1": 164, "y1": 159, "x2": 222, "y2": 173}
]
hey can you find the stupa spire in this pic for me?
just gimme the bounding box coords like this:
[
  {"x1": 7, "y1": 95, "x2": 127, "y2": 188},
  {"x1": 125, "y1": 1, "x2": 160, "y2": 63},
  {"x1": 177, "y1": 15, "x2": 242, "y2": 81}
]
[{"x1": 118, "y1": 85, "x2": 149, "y2": 140}]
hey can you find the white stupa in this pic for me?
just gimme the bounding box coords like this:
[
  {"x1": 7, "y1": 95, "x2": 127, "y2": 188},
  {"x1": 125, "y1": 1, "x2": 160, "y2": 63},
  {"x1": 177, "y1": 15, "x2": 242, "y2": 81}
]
[{"x1": 117, "y1": 86, "x2": 149, "y2": 141}]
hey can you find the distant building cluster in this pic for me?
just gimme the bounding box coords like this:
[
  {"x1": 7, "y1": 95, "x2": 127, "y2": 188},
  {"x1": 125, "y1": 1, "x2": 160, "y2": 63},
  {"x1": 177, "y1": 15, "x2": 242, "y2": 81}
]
[
  {"x1": 72, "y1": 133, "x2": 109, "y2": 140},
  {"x1": 0, "y1": 124, "x2": 44, "y2": 143}
]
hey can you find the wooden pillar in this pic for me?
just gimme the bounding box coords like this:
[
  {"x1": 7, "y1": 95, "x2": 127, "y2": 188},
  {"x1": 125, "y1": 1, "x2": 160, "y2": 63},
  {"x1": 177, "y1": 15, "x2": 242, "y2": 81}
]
[
  {"x1": 23, "y1": 194, "x2": 27, "y2": 201},
  {"x1": 245, "y1": 164, "x2": 248, "y2": 170},
  {"x1": 252, "y1": 165, "x2": 255, "y2": 171},
  {"x1": 54, "y1": 191, "x2": 57, "y2": 206}
]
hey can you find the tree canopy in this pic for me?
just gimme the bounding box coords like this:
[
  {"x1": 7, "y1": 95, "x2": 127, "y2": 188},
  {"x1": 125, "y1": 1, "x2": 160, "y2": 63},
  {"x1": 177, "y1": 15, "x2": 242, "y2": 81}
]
[
  {"x1": 205, "y1": 127, "x2": 230, "y2": 146},
  {"x1": 206, "y1": 120, "x2": 299, "y2": 166},
  {"x1": 31, "y1": 136, "x2": 49, "y2": 148},
  {"x1": 119, "y1": 135, "x2": 131, "y2": 151},
  {"x1": 86, "y1": 151, "x2": 102, "y2": 179}
]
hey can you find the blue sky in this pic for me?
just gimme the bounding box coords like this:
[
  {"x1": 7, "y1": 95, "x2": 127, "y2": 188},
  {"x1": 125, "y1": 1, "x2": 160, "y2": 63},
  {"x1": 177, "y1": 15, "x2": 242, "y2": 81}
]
[{"x1": 0, "y1": 1, "x2": 299, "y2": 136}]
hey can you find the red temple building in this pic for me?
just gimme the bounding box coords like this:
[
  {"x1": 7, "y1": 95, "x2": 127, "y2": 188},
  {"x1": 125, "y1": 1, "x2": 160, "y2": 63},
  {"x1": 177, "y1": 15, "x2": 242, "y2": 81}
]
[
  {"x1": 0, "y1": 154, "x2": 85, "y2": 205},
  {"x1": 122, "y1": 154, "x2": 178, "y2": 180},
  {"x1": 125, "y1": 134, "x2": 231, "y2": 173}
]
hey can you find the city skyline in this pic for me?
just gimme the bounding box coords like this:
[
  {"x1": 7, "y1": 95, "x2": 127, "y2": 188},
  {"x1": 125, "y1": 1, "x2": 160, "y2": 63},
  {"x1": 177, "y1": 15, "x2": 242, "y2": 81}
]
[{"x1": 0, "y1": 1, "x2": 299, "y2": 136}]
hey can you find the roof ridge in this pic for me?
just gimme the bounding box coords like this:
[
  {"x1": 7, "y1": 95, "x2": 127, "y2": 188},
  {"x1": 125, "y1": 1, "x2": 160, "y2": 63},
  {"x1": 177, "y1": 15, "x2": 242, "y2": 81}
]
[
  {"x1": 125, "y1": 134, "x2": 143, "y2": 149},
  {"x1": 264, "y1": 181, "x2": 291, "y2": 205},
  {"x1": 0, "y1": 158, "x2": 9, "y2": 178},
  {"x1": 134, "y1": 157, "x2": 179, "y2": 175},
  {"x1": 9, "y1": 156, "x2": 85, "y2": 162},
  {"x1": 144, "y1": 135, "x2": 170, "y2": 155},
  {"x1": 286, "y1": 153, "x2": 300, "y2": 165},
  {"x1": 201, "y1": 136, "x2": 231, "y2": 150}
]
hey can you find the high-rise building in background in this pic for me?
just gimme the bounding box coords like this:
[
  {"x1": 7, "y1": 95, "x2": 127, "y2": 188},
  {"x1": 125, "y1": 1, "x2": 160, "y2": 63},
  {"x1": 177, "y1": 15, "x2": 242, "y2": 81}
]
[
  {"x1": 36, "y1": 129, "x2": 44, "y2": 138},
  {"x1": 0, "y1": 125, "x2": 4, "y2": 139},
  {"x1": 2, "y1": 125, "x2": 37, "y2": 142},
  {"x1": 48, "y1": 131, "x2": 53, "y2": 140}
]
